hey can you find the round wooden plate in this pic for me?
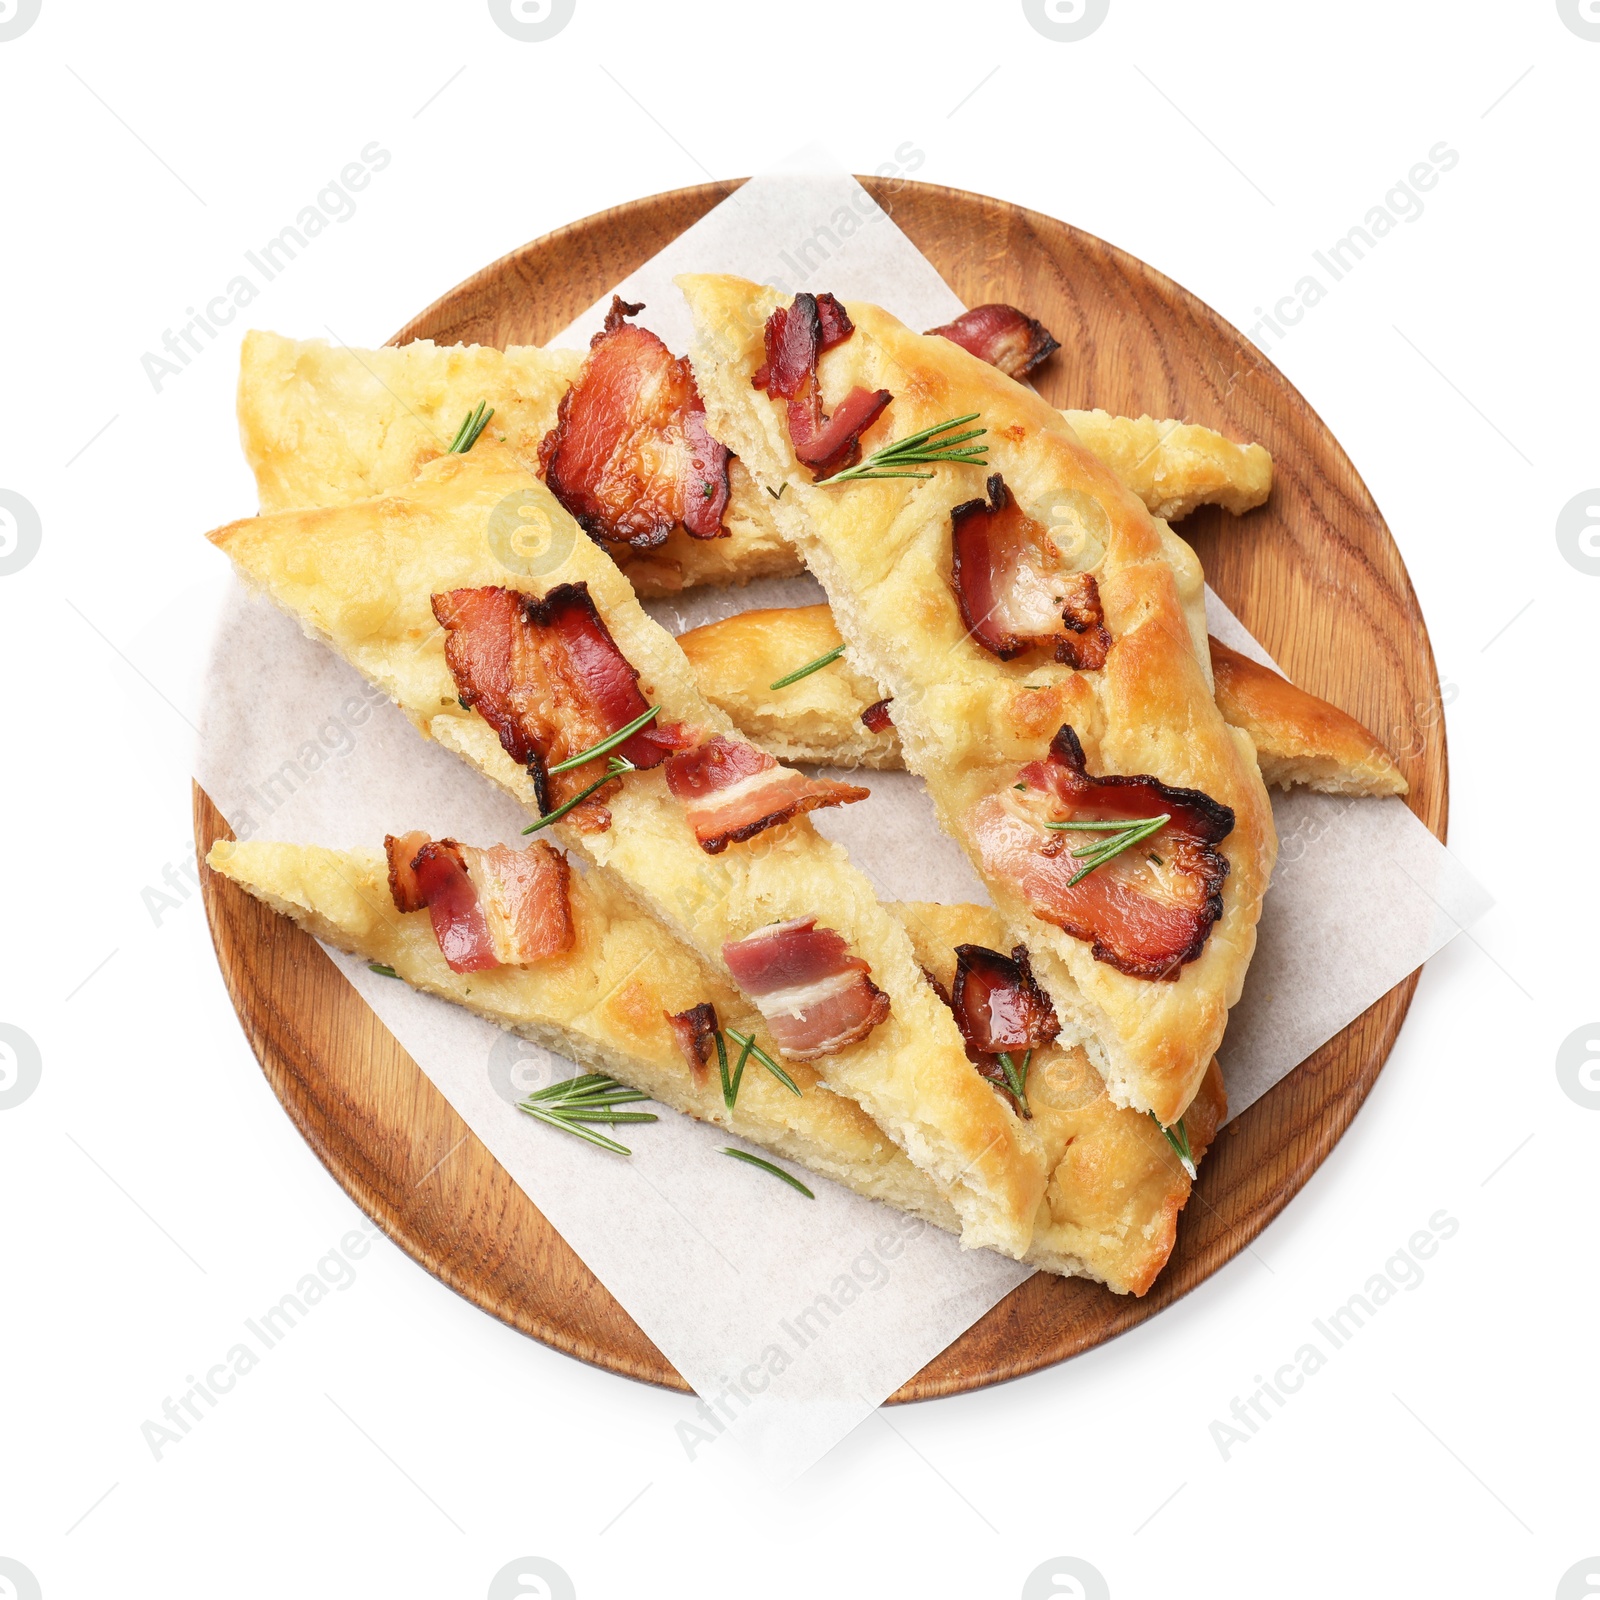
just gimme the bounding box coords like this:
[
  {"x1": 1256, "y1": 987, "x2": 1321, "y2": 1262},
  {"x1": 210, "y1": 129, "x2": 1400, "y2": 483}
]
[{"x1": 196, "y1": 177, "x2": 1447, "y2": 1401}]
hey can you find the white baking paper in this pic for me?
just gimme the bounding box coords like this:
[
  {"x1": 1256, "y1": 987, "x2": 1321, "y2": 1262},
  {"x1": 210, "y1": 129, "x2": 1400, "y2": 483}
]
[{"x1": 196, "y1": 152, "x2": 1488, "y2": 1479}]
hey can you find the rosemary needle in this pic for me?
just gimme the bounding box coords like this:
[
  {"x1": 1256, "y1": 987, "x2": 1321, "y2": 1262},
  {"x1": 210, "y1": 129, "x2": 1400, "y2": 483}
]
[
  {"x1": 522, "y1": 756, "x2": 632, "y2": 833},
  {"x1": 1150, "y1": 1113, "x2": 1196, "y2": 1179},
  {"x1": 994, "y1": 1048, "x2": 1033, "y2": 1118},
  {"x1": 447, "y1": 402, "x2": 495, "y2": 454},
  {"x1": 367, "y1": 963, "x2": 400, "y2": 978},
  {"x1": 724, "y1": 1029, "x2": 802, "y2": 1097},
  {"x1": 546, "y1": 705, "x2": 660, "y2": 774},
  {"x1": 769, "y1": 643, "x2": 845, "y2": 691},
  {"x1": 519, "y1": 1072, "x2": 658, "y2": 1156},
  {"x1": 1045, "y1": 813, "x2": 1171, "y2": 887},
  {"x1": 720, "y1": 1148, "x2": 814, "y2": 1197}
]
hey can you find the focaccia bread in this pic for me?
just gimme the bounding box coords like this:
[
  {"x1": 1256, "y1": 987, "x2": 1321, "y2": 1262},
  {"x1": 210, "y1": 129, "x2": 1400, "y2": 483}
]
[
  {"x1": 236, "y1": 330, "x2": 797, "y2": 596},
  {"x1": 681, "y1": 275, "x2": 1278, "y2": 1127},
  {"x1": 208, "y1": 445, "x2": 1051, "y2": 1260},
  {"x1": 680, "y1": 604, "x2": 1407, "y2": 796},
  {"x1": 1060, "y1": 411, "x2": 1272, "y2": 522},
  {"x1": 207, "y1": 838, "x2": 1220, "y2": 1294}
]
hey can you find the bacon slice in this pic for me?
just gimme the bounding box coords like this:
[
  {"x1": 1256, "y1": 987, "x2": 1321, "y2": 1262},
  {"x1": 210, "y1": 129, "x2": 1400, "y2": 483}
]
[
  {"x1": 951, "y1": 474, "x2": 1111, "y2": 669},
  {"x1": 926, "y1": 304, "x2": 1061, "y2": 380},
  {"x1": 384, "y1": 832, "x2": 573, "y2": 971},
  {"x1": 537, "y1": 296, "x2": 731, "y2": 548},
  {"x1": 666, "y1": 1001, "x2": 719, "y2": 1084},
  {"x1": 753, "y1": 291, "x2": 892, "y2": 479},
  {"x1": 663, "y1": 730, "x2": 868, "y2": 855},
  {"x1": 433, "y1": 581, "x2": 681, "y2": 828},
  {"x1": 722, "y1": 918, "x2": 890, "y2": 1060},
  {"x1": 950, "y1": 944, "x2": 1061, "y2": 1057},
  {"x1": 969, "y1": 726, "x2": 1233, "y2": 979},
  {"x1": 860, "y1": 697, "x2": 895, "y2": 734}
]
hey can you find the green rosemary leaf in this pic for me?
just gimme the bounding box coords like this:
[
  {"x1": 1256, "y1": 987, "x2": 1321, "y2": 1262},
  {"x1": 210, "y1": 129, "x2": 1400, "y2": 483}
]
[
  {"x1": 724, "y1": 1029, "x2": 801, "y2": 1097},
  {"x1": 766, "y1": 483, "x2": 787, "y2": 499},
  {"x1": 518, "y1": 1072, "x2": 659, "y2": 1156},
  {"x1": 720, "y1": 1147, "x2": 815, "y2": 1198},
  {"x1": 1150, "y1": 1113, "x2": 1196, "y2": 1179},
  {"x1": 367, "y1": 963, "x2": 400, "y2": 978},
  {"x1": 546, "y1": 705, "x2": 660, "y2": 774},
  {"x1": 447, "y1": 401, "x2": 495, "y2": 454},
  {"x1": 769, "y1": 643, "x2": 845, "y2": 691},
  {"x1": 817, "y1": 412, "x2": 989, "y2": 485},
  {"x1": 995, "y1": 1048, "x2": 1033, "y2": 1118},
  {"x1": 520, "y1": 758, "x2": 632, "y2": 834}
]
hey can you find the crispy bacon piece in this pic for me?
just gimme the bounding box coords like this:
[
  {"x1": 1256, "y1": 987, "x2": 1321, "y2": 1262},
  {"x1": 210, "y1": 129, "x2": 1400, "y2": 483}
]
[
  {"x1": 722, "y1": 918, "x2": 890, "y2": 1060},
  {"x1": 433, "y1": 582, "x2": 682, "y2": 828},
  {"x1": 939, "y1": 943, "x2": 1061, "y2": 1116},
  {"x1": 383, "y1": 832, "x2": 574, "y2": 972},
  {"x1": 860, "y1": 697, "x2": 895, "y2": 734},
  {"x1": 752, "y1": 291, "x2": 892, "y2": 479},
  {"x1": 969, "y1": 726, "x2": 1233, "y2": 979},
  {"x1": 926, "y1": 304, "x2": 1061, "y2": 380},
  {"x1": 663, "y1": 730, "x2": 868, "y2": 855},
  {"x1": 666, "y1": 1001, "x2": 719, "y2": 1084},
  {"x1": 538, "y1": 297, "x2": 731, "y2": 547},
  {"x1": 951, "y1": 474, "x2": 1111, "y2": 670}
]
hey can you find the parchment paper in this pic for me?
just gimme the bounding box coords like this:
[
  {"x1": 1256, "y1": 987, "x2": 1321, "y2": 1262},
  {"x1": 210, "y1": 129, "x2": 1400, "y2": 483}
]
[{"x1": 196, "y1": 152, "x2": 1488, "y2": 1478}]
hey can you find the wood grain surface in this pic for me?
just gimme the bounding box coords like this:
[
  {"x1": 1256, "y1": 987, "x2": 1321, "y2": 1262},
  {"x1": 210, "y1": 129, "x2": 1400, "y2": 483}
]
[{"x1": 196, "y1": 177, "x2": 1448, "y2": 1401}]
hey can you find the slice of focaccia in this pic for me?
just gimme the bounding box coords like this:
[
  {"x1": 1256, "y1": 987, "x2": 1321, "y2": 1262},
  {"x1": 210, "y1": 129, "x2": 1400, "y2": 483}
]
[
  {"x1": 207, "y1": 836, "x2": 1221, "y2": 1294},
  {"x1": 208, "y1": 444, "x2": 1050, "y2": 1259},
  {"x1": 237, "y1": 330, "x2": 796, "y2": 597},
  {"x1": 680, "y1": 605, "x2": 1408, "y2": 796},
  {"x1": 680, "y1": 276, "x2": 1278, "y2": 1127},
  {"x1": 237, "y1": 334, "x2": 1270, "y2": 601}
]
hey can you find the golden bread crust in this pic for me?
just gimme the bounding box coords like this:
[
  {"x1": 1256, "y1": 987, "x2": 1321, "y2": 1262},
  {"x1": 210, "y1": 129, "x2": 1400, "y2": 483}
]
[
  {"x1": 1209, "y1": 639, "x2": 1408, "y2": 796},
  {"x1": 208, "y1": 445, "x2": 1049, "y2": 1259},
  {"x1": 680, "y1": 274, "x2": 1277, "y2": 1125},
  {"x1": 1061, "y1": 410, "x2": 1272, "y2": 521}
]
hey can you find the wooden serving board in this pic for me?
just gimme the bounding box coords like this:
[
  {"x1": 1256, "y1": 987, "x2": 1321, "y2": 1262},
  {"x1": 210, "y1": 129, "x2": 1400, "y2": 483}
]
[{"x1": 195, "y1": 178, "x2": 1447, "y2": 1401}]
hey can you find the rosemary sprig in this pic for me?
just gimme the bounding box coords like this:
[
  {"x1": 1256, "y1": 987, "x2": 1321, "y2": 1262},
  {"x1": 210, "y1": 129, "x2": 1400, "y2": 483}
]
[
  {"x1": 994, "y1": 1049, "x2": 1033, "y2": 1118},
  {"x1": 447, "y1": 401, "x2": 495, "y2": 454},
  {"x1": 769, "y1": 643, "x2": 845, "y2": 691},
  {"x1": 720, "y1": 1147, "x2": 815, "y2": 1198},
  {"x1": 1045, "y1": 813, "x2": 1171, "y2": 887},
  {"x1": 367, "y1": 962, "x2": 400, "y2": 978},
  {"x1": 724, "y1": 1028, "x2": 802, "y2": 1097},
  {"x1": 817, "y1": 412, "x2": 988, "y2": 484},
  {"x1": 519, "y1": 1072, "x2": 658, "y2": 1155},
  {"x1": 546, "y1": 705, "x2": 660, "y2": 774},
  {"x1": 1150, "y1": 1113, "x2": 1196, "y2": 1179},
  {"x1": 522, "y1": 755, "x2": 632, "y2": 834},
  {"x1": 715, "y1": 1028, "x2": 755, "y2": 1113}
]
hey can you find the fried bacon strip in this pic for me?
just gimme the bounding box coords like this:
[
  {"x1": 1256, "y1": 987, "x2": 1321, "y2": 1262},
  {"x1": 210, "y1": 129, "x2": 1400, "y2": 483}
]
[
  {"x1": 969, "y1": 726, "x2": 1234, "y2": 980},
  {"x1": 666, "y1": 1001, "x2": 719, "y2": 1084},
  {"x1": 433, "y1": 582, "x2": 683, "y2": 828},
  {"x1": 752, "y1": 291, "x2": 892, "y2": 479},
  {"x1": 926, "y1": 304, "x2": 1061, "y2": 380},
  {"x1": 722, "y1": 918, "x2": 890, "y2": 1060},
  {"x1": 663, "y1": 730, "x2": 868, "y2": 855},
  {"x1": 938, "y1": 942, "x2": 1062, "y2": 1114},
  {"x1": 538, "y1": 297, "x2": 731, "y2": 548},
  {"x1": 951, "y1": 474, "x2": 1111, "y2": 670},
  {"x1": 384, "y1": 831, "x2": 573, "y2": 972},
  {"x1": 860, "y1": 697, "x2": 895, "y2": 733}
]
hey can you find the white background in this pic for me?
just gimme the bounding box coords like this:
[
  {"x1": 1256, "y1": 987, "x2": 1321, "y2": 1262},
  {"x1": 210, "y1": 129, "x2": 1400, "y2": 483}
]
[{"x1": 1, "y1": 3, "x2": 1595, "y2": 1597}]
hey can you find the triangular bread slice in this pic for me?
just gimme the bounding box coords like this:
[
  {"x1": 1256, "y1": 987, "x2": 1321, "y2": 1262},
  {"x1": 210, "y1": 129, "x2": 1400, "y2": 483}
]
[
  {"x1": 680, "y1": 275, "x2": 1277, "y2": 1127},
  {"x1": 207, "y1": 444, "x2": 1050, "y2": 1259},
  {"x1": 207, "y1": 837, "x2": 1221, "y2": 1294}
]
